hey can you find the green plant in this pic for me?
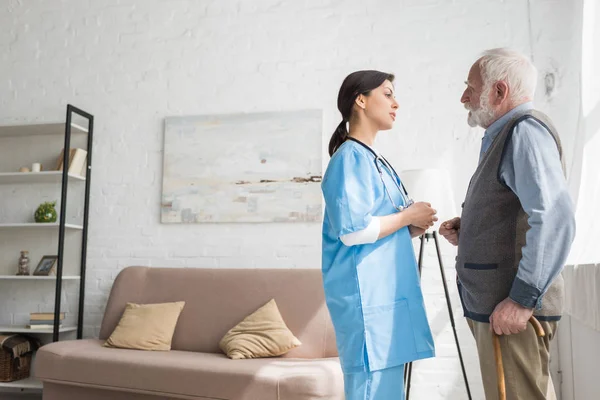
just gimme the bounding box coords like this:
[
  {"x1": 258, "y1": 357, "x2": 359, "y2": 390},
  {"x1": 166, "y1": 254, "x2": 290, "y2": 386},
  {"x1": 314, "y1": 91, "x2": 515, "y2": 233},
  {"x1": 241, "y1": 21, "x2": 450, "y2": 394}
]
[{"x1": 34, "y1": 201, "x2": 58, "y2": 223}]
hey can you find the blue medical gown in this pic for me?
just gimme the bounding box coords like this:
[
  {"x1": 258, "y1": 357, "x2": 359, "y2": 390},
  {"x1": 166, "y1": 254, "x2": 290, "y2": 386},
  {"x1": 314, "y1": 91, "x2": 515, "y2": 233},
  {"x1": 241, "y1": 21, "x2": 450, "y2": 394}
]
[{"x1": 321, "y1": 140, "x2": 435, "y2": 373}]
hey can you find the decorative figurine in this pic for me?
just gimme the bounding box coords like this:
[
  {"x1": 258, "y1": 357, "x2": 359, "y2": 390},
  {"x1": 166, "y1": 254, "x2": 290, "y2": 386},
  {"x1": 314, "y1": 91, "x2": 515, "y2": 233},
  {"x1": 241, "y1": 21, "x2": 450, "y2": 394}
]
[
  {"x1": 17, "y1": 250, "x2": 30, "y2": 275},
  {"x1": 34, "y1": 201, "x2": 57, "y2": 223}
]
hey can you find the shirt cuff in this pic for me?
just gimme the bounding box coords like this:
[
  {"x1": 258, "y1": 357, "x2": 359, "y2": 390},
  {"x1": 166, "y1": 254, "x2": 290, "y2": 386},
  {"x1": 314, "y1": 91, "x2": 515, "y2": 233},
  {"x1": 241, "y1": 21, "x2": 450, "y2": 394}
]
[
  {"x1": 340, "y1": 217, "x2": 381, "y2": 246},
  {"x1": 509, "y1": 276, "x2": 543, "y2": 309}
]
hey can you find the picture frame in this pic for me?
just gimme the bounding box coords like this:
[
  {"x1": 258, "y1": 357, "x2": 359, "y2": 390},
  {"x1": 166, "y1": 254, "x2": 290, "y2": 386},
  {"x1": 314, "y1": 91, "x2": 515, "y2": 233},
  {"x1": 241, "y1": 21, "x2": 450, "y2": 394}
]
[
  {"x1": 33, "y1": 255, "x2": 58, "y2": 276},
  {"x1": 161, "y1": 110, "x2": 322, "y2": 224}
]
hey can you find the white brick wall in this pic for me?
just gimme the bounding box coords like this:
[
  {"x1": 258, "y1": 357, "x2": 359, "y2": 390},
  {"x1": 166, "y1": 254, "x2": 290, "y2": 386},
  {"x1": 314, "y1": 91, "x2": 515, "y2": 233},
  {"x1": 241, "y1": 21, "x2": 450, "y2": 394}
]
[{"x1": 0, "y1": 1, "x2": 580, "y2": 399}]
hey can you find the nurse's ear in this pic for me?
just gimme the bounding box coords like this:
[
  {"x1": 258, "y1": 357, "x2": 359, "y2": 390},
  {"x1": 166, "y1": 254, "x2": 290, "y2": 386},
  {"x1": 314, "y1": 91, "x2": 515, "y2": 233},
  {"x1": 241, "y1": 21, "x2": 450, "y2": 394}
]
[{"x1": 355, "y1": 94, "x2": 367, "y2": 110}]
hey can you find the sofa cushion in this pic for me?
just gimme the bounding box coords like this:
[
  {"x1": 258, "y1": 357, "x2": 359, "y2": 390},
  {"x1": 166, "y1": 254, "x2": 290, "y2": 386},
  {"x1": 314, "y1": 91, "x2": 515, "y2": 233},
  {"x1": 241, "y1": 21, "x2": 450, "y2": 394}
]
[
  {"x1": 219, "y1": 299, "x2": 301, "y2": 360},
  {"x1": 35, "y1": 339, "x2": 343, "y2": 400},
  {"x1": 104, "y1": 301, "x2": 185, "y2": 351}
]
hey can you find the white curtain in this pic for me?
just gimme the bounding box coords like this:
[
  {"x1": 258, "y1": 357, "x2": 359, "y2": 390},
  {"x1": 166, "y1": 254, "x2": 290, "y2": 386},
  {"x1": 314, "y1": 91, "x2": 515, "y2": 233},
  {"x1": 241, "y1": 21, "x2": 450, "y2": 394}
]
[{"x1": 563, "y1": 0, "x2": 600, "y2": 332}]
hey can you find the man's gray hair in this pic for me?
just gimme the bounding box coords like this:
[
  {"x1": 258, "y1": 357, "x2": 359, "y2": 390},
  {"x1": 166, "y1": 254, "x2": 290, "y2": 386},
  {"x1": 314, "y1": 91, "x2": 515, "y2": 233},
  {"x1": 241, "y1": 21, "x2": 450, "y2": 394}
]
[{"x1": 478, "y1": 48, "x2": 538, "y2": 102}]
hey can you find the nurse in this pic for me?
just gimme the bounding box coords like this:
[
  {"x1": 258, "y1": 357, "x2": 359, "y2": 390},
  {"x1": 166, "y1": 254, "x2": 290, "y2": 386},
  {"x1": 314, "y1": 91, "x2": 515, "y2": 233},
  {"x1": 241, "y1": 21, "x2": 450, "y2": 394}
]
[{"x1": 321, "y1": 70, "x2": 437, "y2": 399}]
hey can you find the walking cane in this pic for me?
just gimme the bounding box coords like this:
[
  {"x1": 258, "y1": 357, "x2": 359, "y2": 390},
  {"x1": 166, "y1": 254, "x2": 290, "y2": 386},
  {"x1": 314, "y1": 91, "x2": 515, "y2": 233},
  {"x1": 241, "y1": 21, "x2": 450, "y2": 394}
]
[{"x1": 492, "y1": 316, "x2": 545, "y2": 400}]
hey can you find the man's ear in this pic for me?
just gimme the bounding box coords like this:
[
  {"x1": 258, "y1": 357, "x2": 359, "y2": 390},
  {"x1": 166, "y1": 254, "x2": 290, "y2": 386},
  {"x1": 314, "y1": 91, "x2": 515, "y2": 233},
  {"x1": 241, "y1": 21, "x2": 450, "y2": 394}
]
[
  {"x1": 355, "y1": 94, "x2": 366, "y2": 110},
  {"x1": 494, "y1": 81, "x2": 509, "y2": 104}
]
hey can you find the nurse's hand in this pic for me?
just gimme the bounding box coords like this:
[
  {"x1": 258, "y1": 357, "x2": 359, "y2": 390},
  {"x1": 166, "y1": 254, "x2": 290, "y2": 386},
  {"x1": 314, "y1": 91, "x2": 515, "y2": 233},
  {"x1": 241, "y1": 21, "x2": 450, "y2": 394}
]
[
  {"x1": 439, "y1": 217, "x2": 460, "y2": 246},
  {"x1": 409, "y1": 225, "x2": 426, "y2": 238},
  {"x1": 489, "y1": 297, "x2": 534, "y2": 335},
  {"x1": 405, "y1": 202, "x2": 437, "y2": 229}
]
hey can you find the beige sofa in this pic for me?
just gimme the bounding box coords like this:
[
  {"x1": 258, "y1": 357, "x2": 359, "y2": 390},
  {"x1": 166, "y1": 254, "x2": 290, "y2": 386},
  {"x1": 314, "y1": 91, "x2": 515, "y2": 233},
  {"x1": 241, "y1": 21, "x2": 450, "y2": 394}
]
[{"x1": 35, "y1": 267, "x2": 343, "y2": 400}]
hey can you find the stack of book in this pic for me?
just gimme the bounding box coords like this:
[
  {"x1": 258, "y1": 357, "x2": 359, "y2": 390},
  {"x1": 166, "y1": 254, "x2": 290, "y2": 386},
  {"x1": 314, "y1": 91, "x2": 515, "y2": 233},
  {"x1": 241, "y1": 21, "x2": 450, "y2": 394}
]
[
  {"x1": 56, "y1": 147, "x2": 87, "y2": 177},
  {"x1": 27, "y1": 312, "x2": 65, "y2": 329}
]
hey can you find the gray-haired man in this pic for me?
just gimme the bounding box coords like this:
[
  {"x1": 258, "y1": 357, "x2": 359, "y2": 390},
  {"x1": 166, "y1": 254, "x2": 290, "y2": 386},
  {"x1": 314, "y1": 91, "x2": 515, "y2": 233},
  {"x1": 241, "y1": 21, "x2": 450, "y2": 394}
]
[{"x1": 440, "y1": 48, "x2": 576, "y2": 399}]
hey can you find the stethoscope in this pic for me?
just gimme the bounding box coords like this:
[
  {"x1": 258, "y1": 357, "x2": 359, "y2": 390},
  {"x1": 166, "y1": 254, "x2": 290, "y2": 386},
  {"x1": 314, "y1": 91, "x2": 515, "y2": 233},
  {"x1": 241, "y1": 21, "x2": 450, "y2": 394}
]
[{"x1": 346, "y1": 137, "x2": 414, "y2": 212}]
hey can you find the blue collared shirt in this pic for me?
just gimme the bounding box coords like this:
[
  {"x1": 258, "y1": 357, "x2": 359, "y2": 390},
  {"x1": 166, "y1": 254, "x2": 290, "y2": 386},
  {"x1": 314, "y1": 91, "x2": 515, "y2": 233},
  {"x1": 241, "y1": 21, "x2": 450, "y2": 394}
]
[{"x1": 479, "y1": 102, "x2": 576, "y2": 309}]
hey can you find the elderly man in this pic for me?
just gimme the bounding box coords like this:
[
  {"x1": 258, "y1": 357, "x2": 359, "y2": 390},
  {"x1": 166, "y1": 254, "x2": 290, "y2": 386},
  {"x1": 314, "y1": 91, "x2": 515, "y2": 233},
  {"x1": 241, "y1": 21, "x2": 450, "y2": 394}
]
[{"x1": 440, "y1": 48, "x2": 576, "y2": 399}]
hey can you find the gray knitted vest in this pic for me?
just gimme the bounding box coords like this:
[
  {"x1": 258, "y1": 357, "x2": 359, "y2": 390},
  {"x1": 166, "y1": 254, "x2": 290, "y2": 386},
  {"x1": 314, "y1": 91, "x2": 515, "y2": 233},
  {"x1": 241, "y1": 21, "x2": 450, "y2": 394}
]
[{"x1": 456, "y1": 110, "x2": 565, "y2": 322}]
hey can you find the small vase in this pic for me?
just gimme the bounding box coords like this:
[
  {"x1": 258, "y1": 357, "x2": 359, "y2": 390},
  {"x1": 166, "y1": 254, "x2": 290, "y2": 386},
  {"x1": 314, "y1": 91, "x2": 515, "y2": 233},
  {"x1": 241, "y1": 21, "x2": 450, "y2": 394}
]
[
  {"x1": 34, "y1": 201, "x2": 58, "y2": 223},
  {"x1": 16, "y1": 251, "x2": 30, "y2": 276}
]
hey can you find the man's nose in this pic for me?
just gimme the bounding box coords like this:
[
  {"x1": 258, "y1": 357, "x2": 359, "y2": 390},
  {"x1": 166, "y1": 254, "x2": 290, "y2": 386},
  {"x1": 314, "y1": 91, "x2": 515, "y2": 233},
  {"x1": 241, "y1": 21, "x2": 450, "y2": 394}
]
[{"x1": 461, "y1": 91, "x2": 469, "y2": 104}]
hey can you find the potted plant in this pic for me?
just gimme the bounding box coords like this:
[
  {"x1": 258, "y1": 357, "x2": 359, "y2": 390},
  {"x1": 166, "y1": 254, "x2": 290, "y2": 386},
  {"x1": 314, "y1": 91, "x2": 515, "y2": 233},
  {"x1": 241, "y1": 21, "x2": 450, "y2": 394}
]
[{"x1": 34, "y1": 201, "x2": 57, "y2": 223}]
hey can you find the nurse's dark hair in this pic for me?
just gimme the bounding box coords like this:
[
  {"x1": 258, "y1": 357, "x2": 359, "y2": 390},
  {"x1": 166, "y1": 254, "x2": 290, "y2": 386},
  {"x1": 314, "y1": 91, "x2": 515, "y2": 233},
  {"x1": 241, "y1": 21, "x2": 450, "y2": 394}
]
[{"x1": 328, "y1": 70, "x2": 395, "y2": 156}]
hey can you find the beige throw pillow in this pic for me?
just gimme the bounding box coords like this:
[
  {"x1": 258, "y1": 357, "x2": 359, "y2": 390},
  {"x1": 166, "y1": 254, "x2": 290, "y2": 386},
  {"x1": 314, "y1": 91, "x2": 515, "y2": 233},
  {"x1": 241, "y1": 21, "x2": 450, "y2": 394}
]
[
  {"x1": 104, "y1": 301, "x2": 185, "y2": 351},
  {"x1": 219, "y1": 299, "x2": 301, "y2": 359}
]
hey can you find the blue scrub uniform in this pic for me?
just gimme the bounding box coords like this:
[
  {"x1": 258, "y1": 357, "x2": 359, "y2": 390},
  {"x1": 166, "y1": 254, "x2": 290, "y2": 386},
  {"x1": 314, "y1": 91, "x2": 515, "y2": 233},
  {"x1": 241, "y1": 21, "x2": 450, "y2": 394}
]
[{"x1": 321, "y1": 140, "x2": 435, "y2": 399}]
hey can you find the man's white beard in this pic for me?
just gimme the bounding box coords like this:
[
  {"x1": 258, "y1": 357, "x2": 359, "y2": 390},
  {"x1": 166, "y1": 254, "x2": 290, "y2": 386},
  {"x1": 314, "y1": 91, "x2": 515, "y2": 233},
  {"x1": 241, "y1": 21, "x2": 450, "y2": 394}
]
[{"x1": 465, "y1": 93, "x2": 496, "y2": 128}]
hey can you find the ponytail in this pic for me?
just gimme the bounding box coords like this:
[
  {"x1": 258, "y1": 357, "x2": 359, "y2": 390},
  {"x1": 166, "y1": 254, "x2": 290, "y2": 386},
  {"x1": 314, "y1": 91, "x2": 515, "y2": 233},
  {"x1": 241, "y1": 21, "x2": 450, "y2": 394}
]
[{"x1": 328, "y1": 120, "x2": 348, "y2": 156}]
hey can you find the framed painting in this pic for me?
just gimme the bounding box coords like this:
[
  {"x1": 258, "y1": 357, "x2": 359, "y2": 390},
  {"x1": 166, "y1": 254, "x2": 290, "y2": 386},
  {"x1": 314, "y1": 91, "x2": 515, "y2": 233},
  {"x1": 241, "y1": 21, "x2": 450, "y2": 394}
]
[{"x1": 161, "y1": 110, "x2": 322, "y2": 223}]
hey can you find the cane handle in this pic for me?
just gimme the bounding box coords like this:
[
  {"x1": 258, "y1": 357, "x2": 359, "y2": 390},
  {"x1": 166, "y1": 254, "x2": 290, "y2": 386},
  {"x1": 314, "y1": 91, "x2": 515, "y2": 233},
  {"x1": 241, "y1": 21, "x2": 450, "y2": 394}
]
[
  {"x1": 493, "y1": 316, "x2": 545, "y2": 400},
  {"x1": 529, "y1": 316, "x2": 545, "y2": 337}
]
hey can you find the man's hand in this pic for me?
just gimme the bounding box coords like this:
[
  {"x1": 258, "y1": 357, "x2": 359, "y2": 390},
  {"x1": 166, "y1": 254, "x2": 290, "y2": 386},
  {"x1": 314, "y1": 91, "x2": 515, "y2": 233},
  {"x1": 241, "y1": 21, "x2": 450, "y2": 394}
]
[
  {"x1": 489, "y1": 297, "x2": 534, "y2": 335},
  {"x1": 409, "y1": 225, "x2": 426, "y2": 238},
  {"x1": 439, "y1": 217, "x2": 460, "y2": 246}
]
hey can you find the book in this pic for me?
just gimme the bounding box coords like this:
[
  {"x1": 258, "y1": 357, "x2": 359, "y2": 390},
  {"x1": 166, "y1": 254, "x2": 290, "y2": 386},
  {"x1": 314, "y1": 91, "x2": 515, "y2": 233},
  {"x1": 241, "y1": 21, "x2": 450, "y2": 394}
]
[
  {"x1": 56, "y1": 148, "x2": 87, "y2": 177},
  {"x1": 29, "y1": 319, "x2": 63, "y2": 325},
  {"x1": 26, "y1": 324, "x2": 62, "y2": 330},
  {"x1": 55, "y1": 148, "x2": 76, "y2": 171},
  {"x1": 30, "y1": 312, "x2": 65, "y2": 321},
  {"x1": 68, "y1": 148, "x2": 87, "y2": 176}
]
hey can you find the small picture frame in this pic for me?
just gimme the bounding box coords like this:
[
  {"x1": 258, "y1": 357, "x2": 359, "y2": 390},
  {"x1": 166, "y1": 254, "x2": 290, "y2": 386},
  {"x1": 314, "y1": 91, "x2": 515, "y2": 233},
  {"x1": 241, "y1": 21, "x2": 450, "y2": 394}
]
[{"x1": 33, "y1": 255, "x2": 58, "y2": 276}]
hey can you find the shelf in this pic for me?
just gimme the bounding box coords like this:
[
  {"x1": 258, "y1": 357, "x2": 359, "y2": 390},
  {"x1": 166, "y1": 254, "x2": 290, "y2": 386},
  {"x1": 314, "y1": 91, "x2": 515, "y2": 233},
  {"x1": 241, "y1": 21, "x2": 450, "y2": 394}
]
[
  {"x1": 0, "y1": 326, "x2": 76, "y2": 334},
  {"x1": 0, "y1": 106, "x2": 92, "y2": 352},
  {"x1": 0, "y1": 122, "x2": 88, "y2": 138},
  {"x1": 0, "y1": 275, "x2": 80, "y2": 280},
  {"x1": 0, "y1": 171, "x2": 85, "y2": 184},
  {"x1": 0, "y1": 223, "x2": 83, "y2": 230},
  {"x1": 0, "y1": 376, "x2": 42, "y2": 390}
]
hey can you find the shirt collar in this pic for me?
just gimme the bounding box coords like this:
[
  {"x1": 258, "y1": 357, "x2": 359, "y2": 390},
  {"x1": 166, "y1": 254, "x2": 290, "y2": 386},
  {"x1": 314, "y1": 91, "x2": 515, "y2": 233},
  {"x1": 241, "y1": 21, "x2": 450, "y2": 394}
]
[{"x1": 484, "y1": 102, "x2": 534, "y2": 141}]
